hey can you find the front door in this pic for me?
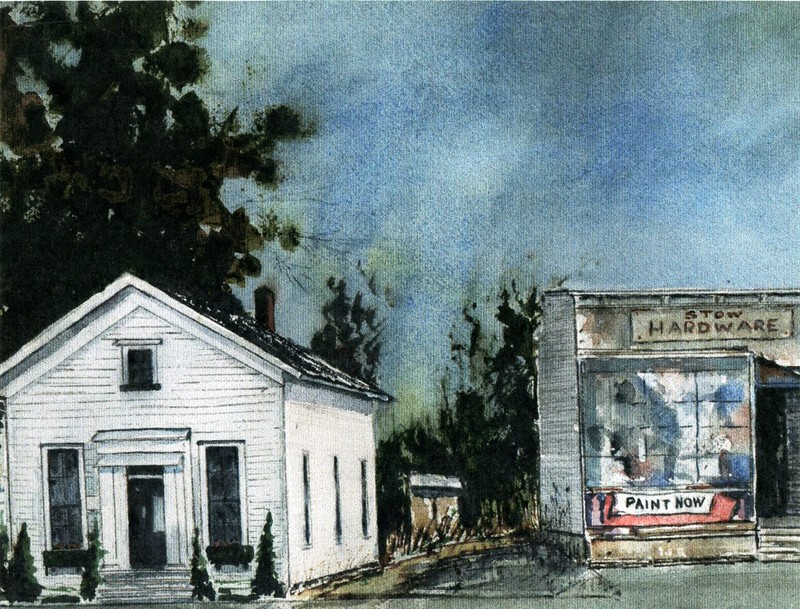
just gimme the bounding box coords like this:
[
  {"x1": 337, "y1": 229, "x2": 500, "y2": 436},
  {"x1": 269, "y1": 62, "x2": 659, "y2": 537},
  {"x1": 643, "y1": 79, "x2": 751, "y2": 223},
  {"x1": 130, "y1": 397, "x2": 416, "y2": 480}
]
[{"x1": 127, "y1": 467, "x2": 167, "y2": 568}]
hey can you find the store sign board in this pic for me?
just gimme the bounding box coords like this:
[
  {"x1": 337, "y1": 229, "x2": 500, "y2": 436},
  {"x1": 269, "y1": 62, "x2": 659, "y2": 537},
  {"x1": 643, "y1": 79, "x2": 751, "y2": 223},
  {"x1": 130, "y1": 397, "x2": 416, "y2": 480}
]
[
  {"x1": 612, "y1": 492, "x2": 714, "y2": 516},
  {"x1": 632, "y1": 307, "x2": 793, "y2": 343}
]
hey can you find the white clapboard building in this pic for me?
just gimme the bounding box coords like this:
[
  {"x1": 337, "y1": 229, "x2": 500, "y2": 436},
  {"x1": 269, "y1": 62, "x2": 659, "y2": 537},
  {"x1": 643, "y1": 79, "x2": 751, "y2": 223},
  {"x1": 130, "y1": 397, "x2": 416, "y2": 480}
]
[{"x1": 0, "y1": 274, "x2": 390, "y2": 599}]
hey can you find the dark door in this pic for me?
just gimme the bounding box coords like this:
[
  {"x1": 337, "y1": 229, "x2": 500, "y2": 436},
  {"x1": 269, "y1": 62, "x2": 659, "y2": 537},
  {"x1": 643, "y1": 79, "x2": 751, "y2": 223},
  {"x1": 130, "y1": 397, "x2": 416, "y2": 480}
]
[
  {"x1": 127, "y1": 474, "x2": 167, "y2": 568},
  {"x1": 756, "y1": 388, "x2": 790, "y2": 518}
]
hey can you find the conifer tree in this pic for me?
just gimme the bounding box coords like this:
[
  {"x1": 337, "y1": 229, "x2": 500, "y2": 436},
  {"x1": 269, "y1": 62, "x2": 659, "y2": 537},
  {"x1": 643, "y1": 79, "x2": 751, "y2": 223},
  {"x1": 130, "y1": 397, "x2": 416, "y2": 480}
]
[
  {"x1": 251, "y1": 512, "x2": 284, "y2": 598},
  {"x1": 310, "y1": 273, "x2": 384, "y2": 385},
  {"x1": 5, "y1": 523, "x2": 42, "y2": 603},
  {"x1": 0, "y1": 525, "x2": 9, "y2": 599},
  {"x1": 80, "y1": 522, "x2": 105, "y2": 601},
  {"x1": 190, "y1": 528, "x2": 215, "y2": 601}
]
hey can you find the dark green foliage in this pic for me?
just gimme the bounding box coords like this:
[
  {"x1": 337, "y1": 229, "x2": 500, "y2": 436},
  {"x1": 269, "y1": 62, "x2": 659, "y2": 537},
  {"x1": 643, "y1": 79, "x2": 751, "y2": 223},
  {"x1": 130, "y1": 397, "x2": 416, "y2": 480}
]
[
  {"x1": 42, "y1": 549, "x2": 88, "y2": 570},
  {"x1": 80, "y1": 523, "x2": 105, "y2": 601},
  {"x1": 0, "y1": 525, "x2": 9, "y2": 598},
  {"x1": 251, "y1": 512, "x2": 284, "y2": 598},
  {"x1": 376, "y1": 435, "x2": 411, "y2": 557},
  {"x1": 190, "y1": 528, "x2": 216, "y2": 601},
  {"x1": 205, "y1": 543, "x2": 254, "y2": 569},
  {"x1": 376, "y1": 420, "x2": 453, "y2": 556},
  {"x1": 437, "y1": 283, "x2": 542, "y2": 531},
  {"x1": 41, "y1": 595, "x2": 81, "y2": 604},
  {"x1": 0, "y1": 3, "x2": 310, "y2": 361},
  {"x1": 310, "y1": 275, "x2": 383, "y2": 385},
  {"x1": 5, "y1": 523, "x2": 42, "y2": 603}
]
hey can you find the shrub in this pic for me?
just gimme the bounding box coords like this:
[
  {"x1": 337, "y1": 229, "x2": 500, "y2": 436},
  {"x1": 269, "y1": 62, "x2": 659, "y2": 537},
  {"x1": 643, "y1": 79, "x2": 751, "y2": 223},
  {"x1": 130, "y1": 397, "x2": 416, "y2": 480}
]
[
  {"x1": 190, "y1": 528, "x2": 216, "y2": 601},
  {"x1": 0, "y1": 524, "x2": 9, "y2": 598},
  {"x1": 251, "y1": 512, "x2": 284, "y2": 598},
  {"x1": 205, "y1": 543, "x2": 254, "y2": 569},
  {"x1": 6, "y1": 523, "x2": 42, "y2": 603},
  {"x1": 42, "y1": 549, "x2": 89, "y2": 572},
  {"x1": 80, "y1": 522, "x2": 105, "y2": 601},
  {"x1": 41, "y1": 594, "x2": 81, "y2": 604}
]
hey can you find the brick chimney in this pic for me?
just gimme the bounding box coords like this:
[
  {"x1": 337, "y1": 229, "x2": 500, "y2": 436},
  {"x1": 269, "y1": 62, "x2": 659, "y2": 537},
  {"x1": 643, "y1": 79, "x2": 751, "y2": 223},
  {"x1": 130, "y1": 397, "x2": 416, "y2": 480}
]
[{"x1": 254, "y1": 286, "x2": 276, "y2": 332}]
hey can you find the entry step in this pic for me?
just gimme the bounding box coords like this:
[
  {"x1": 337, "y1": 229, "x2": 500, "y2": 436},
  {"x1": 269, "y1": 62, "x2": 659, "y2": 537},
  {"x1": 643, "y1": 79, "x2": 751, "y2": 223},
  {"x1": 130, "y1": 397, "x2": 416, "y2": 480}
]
[{"x1": 97, "y1": 569, "x2": 193, "y2": 604}]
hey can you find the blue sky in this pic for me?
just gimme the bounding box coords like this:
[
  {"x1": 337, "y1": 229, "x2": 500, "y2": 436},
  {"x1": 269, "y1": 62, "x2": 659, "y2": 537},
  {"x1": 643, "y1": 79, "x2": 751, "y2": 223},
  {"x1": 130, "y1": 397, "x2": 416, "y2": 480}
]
[{"x1": 196, "y1": 2, "x2": 800, "y2": 425}]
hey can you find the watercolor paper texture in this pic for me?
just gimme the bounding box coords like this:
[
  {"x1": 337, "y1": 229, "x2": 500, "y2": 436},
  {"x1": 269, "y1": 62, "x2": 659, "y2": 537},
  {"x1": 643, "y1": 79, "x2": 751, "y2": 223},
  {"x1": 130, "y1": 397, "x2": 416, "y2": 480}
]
[{"x1": 2, "y1": 2, "x2": 800, "y2": 607}]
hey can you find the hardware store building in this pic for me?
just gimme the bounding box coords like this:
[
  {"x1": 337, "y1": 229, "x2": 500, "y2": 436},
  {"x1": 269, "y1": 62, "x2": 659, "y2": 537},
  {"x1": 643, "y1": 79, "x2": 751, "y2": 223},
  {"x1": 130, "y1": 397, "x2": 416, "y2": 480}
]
[{"x1": 539, "y1": 288, "x2": 800, "y2": 563}]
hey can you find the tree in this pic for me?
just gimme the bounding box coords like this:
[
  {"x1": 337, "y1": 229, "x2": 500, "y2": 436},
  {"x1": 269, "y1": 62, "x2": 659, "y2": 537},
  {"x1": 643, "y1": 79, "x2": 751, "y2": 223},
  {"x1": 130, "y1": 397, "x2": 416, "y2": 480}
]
[
  {"x1": 375, "y1": 419, "x2": 454, "y2": 557},
  {"x1": 5, "y1": 523, "x2": 42, "y2": 603},
  {"x1": 0, "y1": 525, "x2": 9, "y2": 599},
  {"x1": 251, "y1": 512, "x2": 284, "y2": 599},
  {"x1": 375, "y1": 434, "x2": 411, "y2": 558},
  {"x1": 437, "y1": 283, "x2": 542, "y2": 531},
  {"x1": 80, "y1": 521, "x2": 105, "y2": 601},
  {"x1": 0, "y1": 2, "x2": 309, "y2": 360},
  {"x1": 190, "y1": 528, "x2": 215, "y2": 601},
  {"x1": 310, "y1": 274, "x2": 383, "y2": 385}
]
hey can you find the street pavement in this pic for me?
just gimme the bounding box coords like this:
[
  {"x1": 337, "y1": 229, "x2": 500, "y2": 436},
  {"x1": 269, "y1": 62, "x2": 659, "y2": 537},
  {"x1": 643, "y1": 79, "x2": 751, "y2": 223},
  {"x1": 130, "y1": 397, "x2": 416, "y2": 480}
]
[{"x1": 53, "y1": 557, "x2": 800, "y2": 608}]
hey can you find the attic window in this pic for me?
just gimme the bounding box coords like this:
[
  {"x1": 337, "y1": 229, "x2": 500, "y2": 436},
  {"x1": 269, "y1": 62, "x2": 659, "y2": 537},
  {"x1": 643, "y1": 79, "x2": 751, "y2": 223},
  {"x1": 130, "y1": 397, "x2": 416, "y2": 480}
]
[{"x1": 115, "y1": 339, "x2": 162, "y2": 391}]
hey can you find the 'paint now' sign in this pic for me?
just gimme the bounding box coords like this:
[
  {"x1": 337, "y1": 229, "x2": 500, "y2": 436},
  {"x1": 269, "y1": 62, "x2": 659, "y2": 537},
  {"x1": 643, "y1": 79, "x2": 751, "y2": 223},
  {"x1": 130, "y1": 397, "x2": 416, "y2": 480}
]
[
  {"x1": 632, "y1": 307, "x2": 793, "y2": 343},
  {"x1": 612, "y1": 492, "x2": 714, "y2": 515}
]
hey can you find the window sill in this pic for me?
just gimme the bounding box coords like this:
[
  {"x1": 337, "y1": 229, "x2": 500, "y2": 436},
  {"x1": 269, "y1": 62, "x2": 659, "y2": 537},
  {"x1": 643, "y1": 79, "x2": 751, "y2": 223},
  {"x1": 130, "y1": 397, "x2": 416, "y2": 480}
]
[{"x1": 120, "y1": 383, "x2": 161, "y2": 392}]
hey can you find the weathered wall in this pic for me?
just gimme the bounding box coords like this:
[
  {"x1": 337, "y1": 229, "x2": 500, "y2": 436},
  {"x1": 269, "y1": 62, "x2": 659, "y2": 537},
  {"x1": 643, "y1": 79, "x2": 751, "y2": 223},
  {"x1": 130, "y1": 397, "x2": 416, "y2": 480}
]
[
  {"x1": 538, "y1": 291, "x2": 584, "y2": 535},
  {"x1": 575, "y1": 292, "x2": 800, "y2": 362}
]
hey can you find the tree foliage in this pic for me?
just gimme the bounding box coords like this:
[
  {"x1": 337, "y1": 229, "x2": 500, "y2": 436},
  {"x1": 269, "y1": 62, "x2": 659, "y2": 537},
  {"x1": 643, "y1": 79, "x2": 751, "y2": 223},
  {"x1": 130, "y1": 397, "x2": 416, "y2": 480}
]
[
  {"x1": 190, "y1": 527, "x2": 215, "y2": 601},
  {"x1": 251, "y1": 511, "x2": 284, "y2": 599},
  {"x1": 437, "y1": 283, "x2": 541, "y2": 530},
  {"x1": 375, "y1": 419, "x2": 453, "y2": 556},
  {"x1": 0, "y1": 2, "x2": 309, "y2": 360},
  {"x1": 310, "y1": 273, "x2": 383, "y2": 385},
  {"x1": 5, "y1": 523, "x2": 41, "y2": 604},
  {"x1": 0, "y1": 525, "x2": 8, "y2": 600},
  {"x1": 79, "y1": 521, "x2": 105, "y2": 601}
]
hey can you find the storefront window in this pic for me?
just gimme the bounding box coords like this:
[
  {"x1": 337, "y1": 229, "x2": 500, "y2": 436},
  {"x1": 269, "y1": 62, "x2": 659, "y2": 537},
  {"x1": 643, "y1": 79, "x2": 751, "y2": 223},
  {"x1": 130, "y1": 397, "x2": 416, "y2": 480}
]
[{"x1": 583, "y1": 364, "x2": 751, "y2": 489}]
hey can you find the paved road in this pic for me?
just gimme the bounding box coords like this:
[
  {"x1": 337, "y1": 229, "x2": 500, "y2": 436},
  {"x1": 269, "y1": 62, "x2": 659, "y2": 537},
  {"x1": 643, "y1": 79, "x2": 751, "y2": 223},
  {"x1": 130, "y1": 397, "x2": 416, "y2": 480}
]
[
  {"x1": 285, "y1": 562, "x2": 798, "y2": 609},
  {"x1": 74, "y1": 561, "x2": 800, "y2": 608}
]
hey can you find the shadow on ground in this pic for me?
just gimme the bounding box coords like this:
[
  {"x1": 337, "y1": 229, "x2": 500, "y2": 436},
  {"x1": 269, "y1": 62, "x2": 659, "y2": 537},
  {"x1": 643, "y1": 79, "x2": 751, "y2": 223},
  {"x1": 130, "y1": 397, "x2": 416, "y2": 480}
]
[{"x1": 406, "y1": 544, "x2": 619, "y2": 598}]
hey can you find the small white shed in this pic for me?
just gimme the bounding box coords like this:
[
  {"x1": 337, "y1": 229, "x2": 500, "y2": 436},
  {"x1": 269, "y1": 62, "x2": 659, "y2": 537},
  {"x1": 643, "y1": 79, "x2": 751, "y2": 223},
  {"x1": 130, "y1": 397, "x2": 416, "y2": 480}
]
[{"x1": 0, "y1": 274, "x2": 390, "y2": 598}]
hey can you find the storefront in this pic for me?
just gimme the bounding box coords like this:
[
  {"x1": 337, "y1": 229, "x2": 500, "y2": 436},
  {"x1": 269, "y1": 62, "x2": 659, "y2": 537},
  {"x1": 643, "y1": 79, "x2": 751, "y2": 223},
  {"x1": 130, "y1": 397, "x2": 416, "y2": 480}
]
[{"x1": 539, "y1": 289, "x2": 800, "y2": 563}]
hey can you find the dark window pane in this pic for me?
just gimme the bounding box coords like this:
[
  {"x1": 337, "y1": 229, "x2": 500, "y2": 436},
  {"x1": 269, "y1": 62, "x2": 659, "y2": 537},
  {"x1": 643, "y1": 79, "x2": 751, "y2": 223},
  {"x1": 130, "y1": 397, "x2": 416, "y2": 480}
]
[
  {"x1": 303, "y1": 453, "x2": 311, "y2": 545},
  {"x1": 333, "y1": 456, "x2": 342, "y2": 544},
  {"x1": 128, "y1": 349, "x2": 153, "y2": 386},
  {"x1": 361, "y1": 460, "x2": 369, "y2": 537},
  {"x1": 48, "y1": 449, "x2": 82, "y2": 548},
  {"x1": 206, "y1": 447, "x2": 241, "y2": 544}
]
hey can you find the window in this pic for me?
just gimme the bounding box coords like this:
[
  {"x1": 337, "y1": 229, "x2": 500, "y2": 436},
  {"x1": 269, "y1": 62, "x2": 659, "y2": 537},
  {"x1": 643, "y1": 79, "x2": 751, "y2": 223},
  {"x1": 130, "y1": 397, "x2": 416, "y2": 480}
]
[
  {"x1": 302, "y1": 452, "x2": 311, "y2": 546},
  {"x1": 128, "y1": 349, "x2": 154, "y2": 387},
  {"x1": 116, "y1": 339, "x2": 161, "y2": 391},
  {"x1": 583, "y1": 361, "x2": 752, "y2": 489},
  {"x1": 206, "y1": 446, "x2": 242, "y2": 545},
  {"x1": 47, "y1": 449, "x2": 82, "y2": 549},
  {"x1": 333, "y1": 456, "x2": 342, "y2": 544},
  {"x1": 360, "y1": 459, "x2": 369, "y2": 538}
]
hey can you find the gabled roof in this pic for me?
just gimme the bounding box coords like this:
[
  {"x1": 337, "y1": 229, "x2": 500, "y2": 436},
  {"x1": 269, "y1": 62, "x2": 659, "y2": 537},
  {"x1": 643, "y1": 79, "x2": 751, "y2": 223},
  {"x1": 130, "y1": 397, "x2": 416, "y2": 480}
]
[{"x1": 0, "y1": 274, "x2": 391, "y2": 401}]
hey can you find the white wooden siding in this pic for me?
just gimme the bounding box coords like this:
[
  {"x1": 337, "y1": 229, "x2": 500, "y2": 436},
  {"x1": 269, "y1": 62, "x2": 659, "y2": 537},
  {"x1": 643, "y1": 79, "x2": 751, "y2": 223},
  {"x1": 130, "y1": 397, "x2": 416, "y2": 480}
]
[
  {"x1": 7, "y1": 304, "x2": 288, "y2": 581},
  {"x1": 284, "y1": 399, "x2": 378, "y2": 585}
]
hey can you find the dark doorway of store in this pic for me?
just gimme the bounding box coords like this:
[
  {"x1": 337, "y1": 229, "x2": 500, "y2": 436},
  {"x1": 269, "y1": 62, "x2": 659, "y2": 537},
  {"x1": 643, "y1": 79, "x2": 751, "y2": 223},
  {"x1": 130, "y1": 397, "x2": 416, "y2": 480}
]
[
  {"x1": 127, "y1": 466, "x2": 167, "y2": 568},
  {"x1": 755, "y1": 388, "x2": 791, "y2": 519}
]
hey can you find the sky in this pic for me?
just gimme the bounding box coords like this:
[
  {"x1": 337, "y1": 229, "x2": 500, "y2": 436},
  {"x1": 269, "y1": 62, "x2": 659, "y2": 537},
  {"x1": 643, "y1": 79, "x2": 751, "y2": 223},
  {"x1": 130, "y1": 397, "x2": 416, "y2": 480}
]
[{"x1": 195, "y1": 2, "x2": 800, "y2": 427}]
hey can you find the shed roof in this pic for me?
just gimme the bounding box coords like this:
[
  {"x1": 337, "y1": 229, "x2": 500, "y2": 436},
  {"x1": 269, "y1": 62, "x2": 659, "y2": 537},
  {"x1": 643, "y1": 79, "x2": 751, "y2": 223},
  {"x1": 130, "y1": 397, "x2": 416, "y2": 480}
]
[{"x1": 409, "y1": 472, "x2": 463, "y2": 492}]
